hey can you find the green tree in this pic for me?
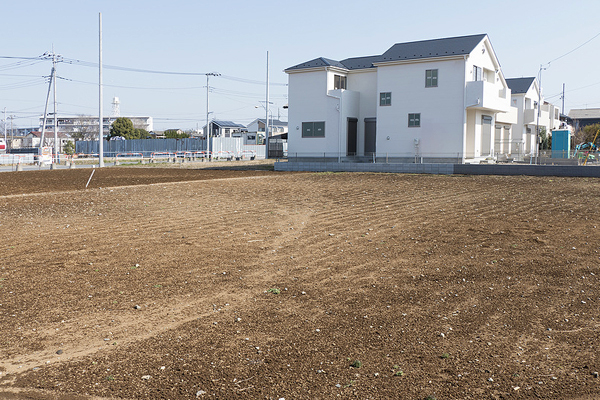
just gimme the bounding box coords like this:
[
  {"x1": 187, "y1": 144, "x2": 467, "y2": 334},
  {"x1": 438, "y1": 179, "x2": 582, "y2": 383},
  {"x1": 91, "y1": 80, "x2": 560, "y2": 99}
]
[
  {"x1": 134, "y1": 128, "x2": 151, "y2": 139},
  {"x1": 572, "y1": 123, "x2": 600, "y2": 149},
  {"x1": 63, "y1": 141, "x2": 75, "y2": 155},
  {"x1": 538, "y1": 127, "x2": 552, "y2": 150},
  {"x1": 164, "y1": 129, "x2": 190, "y2": 139},
  {"x1": 109, "y1": 117, "x2": 135, "y2": 139}
]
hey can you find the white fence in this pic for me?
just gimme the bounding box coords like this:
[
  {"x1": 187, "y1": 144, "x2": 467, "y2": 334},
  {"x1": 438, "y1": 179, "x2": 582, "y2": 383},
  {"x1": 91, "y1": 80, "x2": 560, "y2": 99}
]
[
  {"x1": 0, "y1": 154, "x2": 35, "y2": 164},
  {"x1": 75, "y1": 137, "x2": 266, "y2": 159}
]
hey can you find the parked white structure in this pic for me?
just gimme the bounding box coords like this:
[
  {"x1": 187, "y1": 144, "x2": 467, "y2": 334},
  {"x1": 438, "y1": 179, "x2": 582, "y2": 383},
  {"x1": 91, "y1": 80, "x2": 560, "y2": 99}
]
[
  {"x1": 504, "y1": 77, "x2": 560, "y2": 159},
  {"x1": 285, "y1": 34, "x2": 517, "y2": 163}
]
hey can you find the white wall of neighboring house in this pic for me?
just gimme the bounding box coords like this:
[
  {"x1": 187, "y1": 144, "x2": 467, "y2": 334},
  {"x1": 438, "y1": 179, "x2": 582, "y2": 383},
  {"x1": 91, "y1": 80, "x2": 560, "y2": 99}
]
[
  {"x1": 375, "y1": 58, "x2": 467, "y2": 158},
  {"x1": 347, "y1": 70, "x2": 377, "y2": 155},
  {"x1": 287, "y1": 69, "x2": 331, "y2": 156},
  {"x1": 463, "y1": 39, "x2": 511, "y2": 159}
]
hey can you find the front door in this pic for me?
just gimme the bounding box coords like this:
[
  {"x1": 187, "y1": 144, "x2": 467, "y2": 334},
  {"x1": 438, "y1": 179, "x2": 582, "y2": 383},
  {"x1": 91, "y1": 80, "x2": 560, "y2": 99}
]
[
  {"x1": 364, "y1": 118, "x2": 376, "y2": 156},
  {"x1": 347, "y1": 118, "x2": 358, "y2": 156},
  {"x1": 480, "y1": 115, "x2": 492, "y2": 156}
]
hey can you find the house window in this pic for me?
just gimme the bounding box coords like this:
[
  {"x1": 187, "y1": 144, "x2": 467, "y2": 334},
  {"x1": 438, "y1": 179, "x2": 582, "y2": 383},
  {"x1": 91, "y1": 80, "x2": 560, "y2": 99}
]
[
  {"x1": 334, "y1": 74, "x2": 347, "y2": 90},
  {"x1": 408, "y1": 113, "x2": 421, "y2": 127},
  {"x1": 302, "y1": 121, "x2": 325, "y2": 138},
  {"x1": 425, "y1": 69, "x2": 438, "y2": 87},
  {"x1": 379, "y1": 92, "x2": 391, "y2": 106},
  {"x1": 474, "y1": 66, "x2": 482, "y2": 81}
]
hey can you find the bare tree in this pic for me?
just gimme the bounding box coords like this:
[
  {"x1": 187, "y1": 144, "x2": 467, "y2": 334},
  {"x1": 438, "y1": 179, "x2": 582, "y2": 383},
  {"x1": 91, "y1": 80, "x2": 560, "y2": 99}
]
[{"x1": 71, "y1": 115, "x2": 98, "y2": 141}]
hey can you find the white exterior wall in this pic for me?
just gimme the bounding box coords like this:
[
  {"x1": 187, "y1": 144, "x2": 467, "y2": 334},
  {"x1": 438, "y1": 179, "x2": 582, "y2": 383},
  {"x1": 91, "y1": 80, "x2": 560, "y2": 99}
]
[
  {"x1": 463, "y1": 38, "x2": 511, "y2": 159},
  {"x1": 287, "y1": 70, "x2": 336, "y2": 156},
  {"x1": 375, "y1": 58, "x2": 466, "y2": 158},
  {"x1": 347, "y1": 70, "x2": 377, "y2": 155}
]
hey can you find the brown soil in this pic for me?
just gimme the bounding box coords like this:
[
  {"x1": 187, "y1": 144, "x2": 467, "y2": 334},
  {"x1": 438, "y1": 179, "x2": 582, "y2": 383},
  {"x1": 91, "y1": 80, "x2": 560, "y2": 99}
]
[{"x1": 0, "y1": 167, "x2": 599, "y2": 399}]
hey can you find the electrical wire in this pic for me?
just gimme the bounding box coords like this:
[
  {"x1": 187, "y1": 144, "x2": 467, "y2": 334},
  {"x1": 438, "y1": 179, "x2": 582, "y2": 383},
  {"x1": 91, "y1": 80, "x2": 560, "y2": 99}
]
[
  {"x1": 61, "y1": 57, "x2": 287, "y2": 86},
  {"x1": 547, "y1": 31, "x2": 600, "y2": 65}
]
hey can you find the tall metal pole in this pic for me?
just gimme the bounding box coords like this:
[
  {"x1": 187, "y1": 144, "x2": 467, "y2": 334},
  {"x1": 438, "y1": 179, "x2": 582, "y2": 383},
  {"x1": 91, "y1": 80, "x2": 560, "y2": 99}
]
[
  {"x1": 10, "y1": 115, "x2": 13, "y2": 149},
  {"x1": 3, "y1": 108, "x2": 6, "y2": 149},
  {"x1": 52, "y1": 52, "x2": 58, "y2": 166},
  {"x1": 536, "y1": 65, "x2": 545, "y2": 164},
  {"x1": 561, "y1": 83, "x2": 565, "y2": 116},
  {"x1": 206, "y1": 74, "x2": 210, "y2": 156},
  {"x1": 205, "y1": 73, "x2": 220, "y2": 158},
  {"x1": 265, "y1": 51, "x2": 270, "y2": 159},
  {"x1": 98, "y1": 12, "x2": 105, "y2": 167}
]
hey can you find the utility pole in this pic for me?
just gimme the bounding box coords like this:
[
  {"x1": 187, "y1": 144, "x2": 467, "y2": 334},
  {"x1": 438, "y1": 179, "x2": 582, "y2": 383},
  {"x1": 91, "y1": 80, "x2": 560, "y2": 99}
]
[
  {"x1": 40, "y1": 50, "x2": 60, "y2": 154},
  {"x1": 9, "y1": 115, "x2": 14, "y2": 149},
  {"x1": 205, "y1": 72, "x2": 220, "y2": 157},
  {"x1": 3, "y1": 108, "x2": 6, "y2": 149},
  {"x1": 52, "y1": 50, "x2": 58, "y2": 168},
  {"x1": 265, "y1": 51, "x2": 270, "y2": 159},
  {"x1": 536, "y1": 64, "x2": 547, "y2": 164},
  {"x1": 98, "y1": 12, "x2": 105, "y2": 167},
  {"x1": 561, "y1": 83, "x2": 565, "y2": 116}
]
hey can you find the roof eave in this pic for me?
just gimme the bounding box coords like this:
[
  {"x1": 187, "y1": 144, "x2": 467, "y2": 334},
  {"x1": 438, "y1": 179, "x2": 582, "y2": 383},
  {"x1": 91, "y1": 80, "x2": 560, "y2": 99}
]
[
  {"x1": 285, "y1": 66, "x2": 329, "y2": 74},
  {"x1": 373, "y1": 54, "x2": 466, "y2": 67}
]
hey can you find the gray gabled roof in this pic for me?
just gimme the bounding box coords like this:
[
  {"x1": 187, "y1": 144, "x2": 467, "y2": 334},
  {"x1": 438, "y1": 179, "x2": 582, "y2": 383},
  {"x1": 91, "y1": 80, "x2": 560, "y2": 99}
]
[
  {"x1": 285, "y1": 34, "x2": 487, "y2": 72},
  {"x1": 506, "y1": 77, "x2": 536, "y2": 94},
  {"x1": 339, "y1": 55, "x2": 381, "y2": 70},
  {"x1": 256, "y1": 118, "x2": 288, "y2": 127},
  {"x1": 569, "y1": 108, "x2": 600, "y2": 119},
  {"x1": 285, "y1": 57, "x2": 348, "y2": 71},
  {"x1": 378, "y1": 34, "x2": 486, "y2": 63}
]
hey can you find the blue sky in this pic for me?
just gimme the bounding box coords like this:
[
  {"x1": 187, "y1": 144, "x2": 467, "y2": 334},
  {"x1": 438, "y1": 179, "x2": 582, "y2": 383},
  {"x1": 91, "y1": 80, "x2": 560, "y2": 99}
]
[{"x1": 1, "y1": 0, "x2": 599, "y2": 131}]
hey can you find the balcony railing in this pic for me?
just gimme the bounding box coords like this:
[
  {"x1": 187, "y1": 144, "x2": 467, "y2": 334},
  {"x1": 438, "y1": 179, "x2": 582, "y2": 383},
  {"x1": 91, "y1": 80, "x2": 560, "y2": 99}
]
[{"x1": 466, "y1": 80, "x2": 510, "y2": 112}]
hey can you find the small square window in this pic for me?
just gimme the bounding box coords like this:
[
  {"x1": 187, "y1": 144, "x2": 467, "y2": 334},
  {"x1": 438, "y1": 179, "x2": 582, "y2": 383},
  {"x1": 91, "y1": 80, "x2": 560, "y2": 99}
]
[
  {"x1": 302, "y1": 121, "x2": 325, "y2": 138},
  {"x1": 380, "y1": 92, "x2": 391, "y2": 106},
  {"x1": 408, "y1": 113, "x2": 421, "y2": 127},
  {"x1": 425, "y1": 69, "x2": 438, "y2": 87},
  {"x1": 334, "y1": 74, "x2": 347, "y2": 90}
]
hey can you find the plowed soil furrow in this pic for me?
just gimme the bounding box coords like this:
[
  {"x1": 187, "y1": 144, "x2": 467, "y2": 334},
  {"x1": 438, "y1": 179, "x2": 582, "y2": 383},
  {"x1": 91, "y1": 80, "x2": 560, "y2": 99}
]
[{"x1": 1, "y1": 169, "x2": 600, "y2": 400}]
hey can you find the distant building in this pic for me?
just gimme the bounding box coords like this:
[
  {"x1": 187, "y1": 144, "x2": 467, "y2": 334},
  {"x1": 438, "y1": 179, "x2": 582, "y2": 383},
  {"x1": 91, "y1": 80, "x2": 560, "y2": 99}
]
[
  {"x1": 505, "y1": 77, "x2": 560, "y2": 155},
  {"x1": 247, "y1": 118, "x2": 288, "y2": 139},
  {"x1": 202, "y1": 120, "x2": 246, "y2": 138},
  {"x1": 568, "y1": 108, "x2": 600, "y2": 131},
  {"x1": 23, "y1": 131, "x2": 74, "y2": 152},
  {"x1": 39, "y1": 115, "x2": 154, "y2": 138}
]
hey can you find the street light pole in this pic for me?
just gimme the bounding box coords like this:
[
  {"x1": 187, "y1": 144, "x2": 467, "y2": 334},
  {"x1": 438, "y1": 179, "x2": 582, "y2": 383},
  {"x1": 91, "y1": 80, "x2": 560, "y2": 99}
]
[
  {"x1": 52, "y1": 51, "x2": 58, "y2": 168},
  {"x1": 205, "y1": 72, "x2": 220, "y2": 157},
  {"x1": 265, "y1": 51, "x2": 270, "y2": 158},
  {"x1": 3, "y1": 108, "x2": 6, "y2": 149},
  {"x1": 99, "y1": 12, "x2": 105, "y2": 167}
]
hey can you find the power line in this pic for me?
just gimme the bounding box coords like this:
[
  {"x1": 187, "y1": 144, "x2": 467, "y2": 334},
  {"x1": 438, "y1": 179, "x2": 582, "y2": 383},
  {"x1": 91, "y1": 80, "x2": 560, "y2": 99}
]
[
  {"x1": 545, "y1": 80, "x2": 600, "y2": 100},
  {"x1": 61, "y1": 57, "x2": 288, "y2": 86},
  {"x1": 547, "y1": 30, "x2": 600, "y2": 65}
]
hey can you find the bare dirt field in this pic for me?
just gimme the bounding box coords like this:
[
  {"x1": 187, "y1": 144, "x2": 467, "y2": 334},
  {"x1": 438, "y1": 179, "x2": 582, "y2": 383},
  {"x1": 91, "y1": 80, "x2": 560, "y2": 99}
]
[{"x1": 0, "y1": 166, "x2": 599, "y2": 399}]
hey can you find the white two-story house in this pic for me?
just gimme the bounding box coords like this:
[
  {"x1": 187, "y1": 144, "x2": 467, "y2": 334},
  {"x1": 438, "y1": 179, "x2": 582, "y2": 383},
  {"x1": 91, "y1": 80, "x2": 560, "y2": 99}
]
[
  {"x1": 285, "y1": 34, "x2": 516, "y2": 163},
  {"x1": 505, "y1": 77, "x2": 560, "y2": 159}
]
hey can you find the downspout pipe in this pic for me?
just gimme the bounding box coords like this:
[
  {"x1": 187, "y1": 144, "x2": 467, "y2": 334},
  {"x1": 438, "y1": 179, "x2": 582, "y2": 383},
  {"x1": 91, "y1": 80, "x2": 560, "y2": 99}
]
[
  {"x1": 462, "y1": 54, "x2": 468, "y2": 163},
  {"x1": 326, "y1": 87, "x2": 342, "y2": 163}
]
